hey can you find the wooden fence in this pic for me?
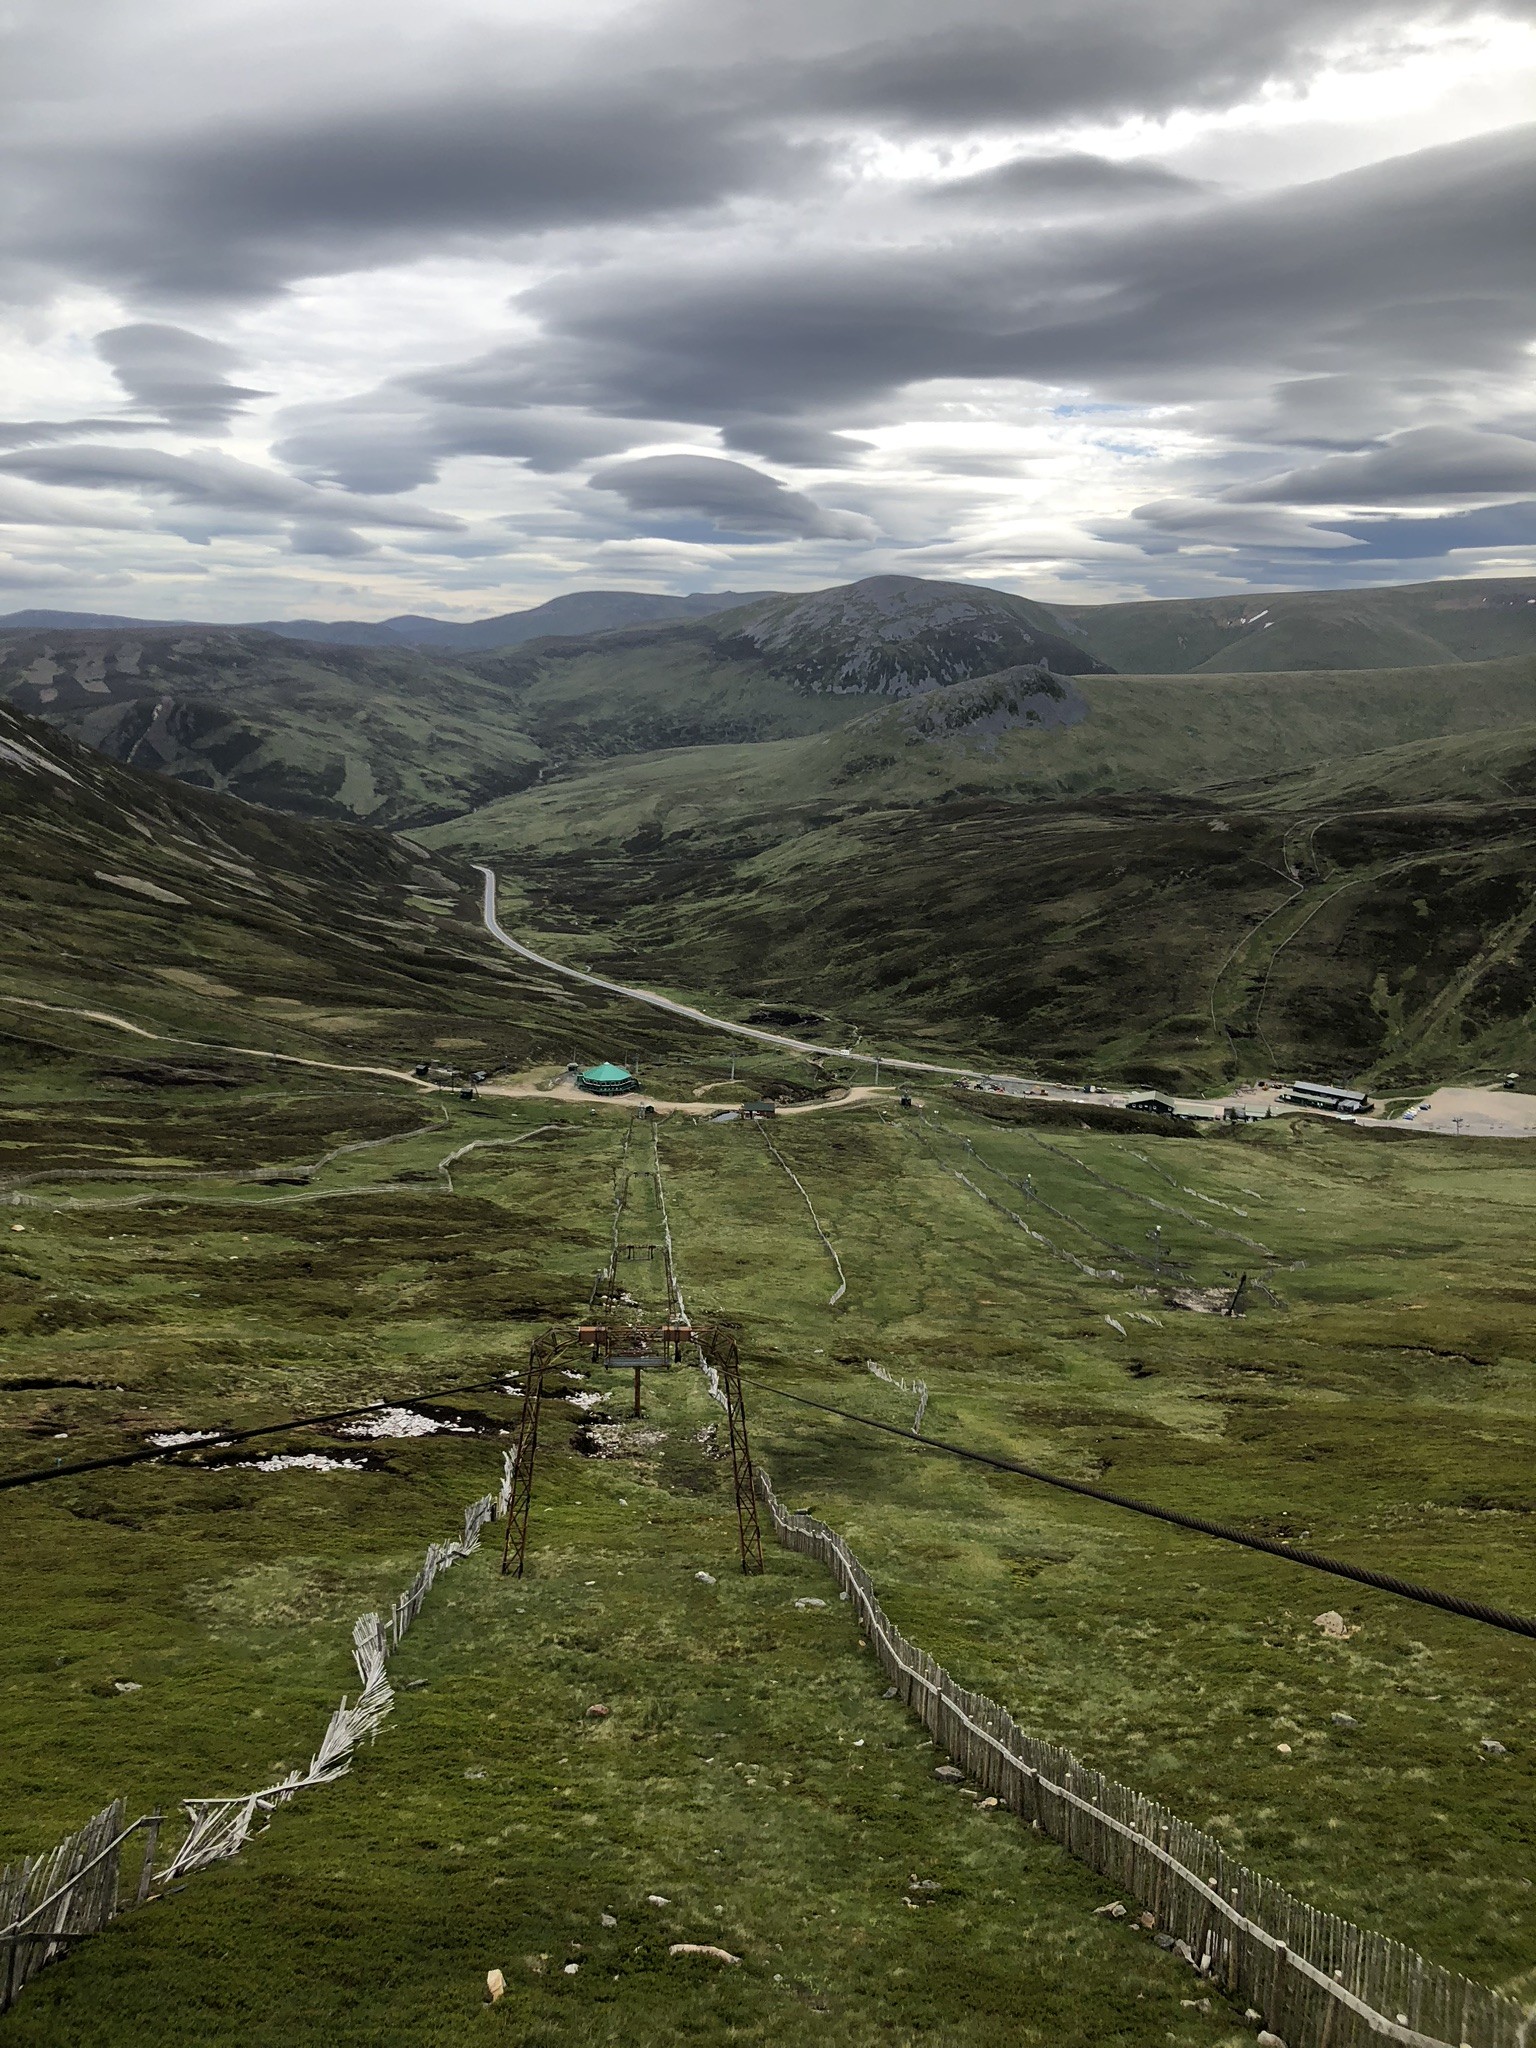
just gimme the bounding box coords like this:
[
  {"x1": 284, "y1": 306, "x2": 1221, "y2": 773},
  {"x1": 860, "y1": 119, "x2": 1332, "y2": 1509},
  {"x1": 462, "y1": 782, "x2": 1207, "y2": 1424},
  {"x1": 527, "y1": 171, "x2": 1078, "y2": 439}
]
[
  {"x1": 0, "y1": 1459, "x2": 512, "y2": 2010},
  {"x1": 759, "y1": 1474, "x2": 1532, "y2": 2048},
  {"x1": 0, "y1": 1801, "x2": 162, "y2": 2012}
]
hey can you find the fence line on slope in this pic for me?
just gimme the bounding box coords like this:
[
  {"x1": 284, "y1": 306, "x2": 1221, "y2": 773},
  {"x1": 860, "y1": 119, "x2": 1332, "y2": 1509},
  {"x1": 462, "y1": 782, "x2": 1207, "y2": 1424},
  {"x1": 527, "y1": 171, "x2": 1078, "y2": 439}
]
[
  {"x1": 757, "y1": 1471, "x2": 1532, "y2": 2048},
  {"x1": 754, "y1": 1123, "x2": 847, "y2": 1305},
  {"x1": 864, "y1": 1361, "x2": 929, "y2": 1434},
  {"x1": 0, "y1": 1451, "x2": 515, "y2": 2010}
]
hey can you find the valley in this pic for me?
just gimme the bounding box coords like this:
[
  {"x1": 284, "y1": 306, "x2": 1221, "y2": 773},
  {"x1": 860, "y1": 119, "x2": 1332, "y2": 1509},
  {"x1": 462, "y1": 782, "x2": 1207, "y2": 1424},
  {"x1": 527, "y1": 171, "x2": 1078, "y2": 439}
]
[{"x1": 4, "y1": 570, "x2": 1536, "y2": 2047}]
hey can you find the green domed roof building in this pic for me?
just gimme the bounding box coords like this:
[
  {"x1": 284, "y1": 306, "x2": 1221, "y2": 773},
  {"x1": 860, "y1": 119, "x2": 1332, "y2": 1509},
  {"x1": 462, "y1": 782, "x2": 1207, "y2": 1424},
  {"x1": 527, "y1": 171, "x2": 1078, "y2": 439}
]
[{"x1": 577, "y1": 1062, "x2": 639, "y2": 1096}]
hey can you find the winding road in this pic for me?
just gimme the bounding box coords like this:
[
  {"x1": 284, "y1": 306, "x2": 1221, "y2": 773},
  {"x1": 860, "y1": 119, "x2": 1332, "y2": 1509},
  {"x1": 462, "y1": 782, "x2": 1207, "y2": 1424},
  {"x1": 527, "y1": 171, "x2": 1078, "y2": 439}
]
[{"x1": 475, "y1": 863, "x2": 1008, "y2": 1085}]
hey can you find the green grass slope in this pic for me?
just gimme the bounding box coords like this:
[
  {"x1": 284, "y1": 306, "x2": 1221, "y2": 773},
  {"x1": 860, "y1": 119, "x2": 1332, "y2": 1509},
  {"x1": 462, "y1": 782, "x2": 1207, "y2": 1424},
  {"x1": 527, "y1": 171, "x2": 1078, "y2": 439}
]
[
  {"x1": 0, "y1": 698, "x2": 800, "y2": 1099},
  {"x1": 420, "y1": 650, "x2": 1536, "y2": 1090},
  {"x1": 0, "y1": 626, "x2": 547, "y2": 828},
  {"x1": 1050, "y1": 576, "x2": 1536, "y2": 675},
  {"x1": 6, "y1": 1069, "x2": 1536, "y2": 2041},
  {"x1": 426, "y1": 655, "x2": 1536, "y2": 860}
]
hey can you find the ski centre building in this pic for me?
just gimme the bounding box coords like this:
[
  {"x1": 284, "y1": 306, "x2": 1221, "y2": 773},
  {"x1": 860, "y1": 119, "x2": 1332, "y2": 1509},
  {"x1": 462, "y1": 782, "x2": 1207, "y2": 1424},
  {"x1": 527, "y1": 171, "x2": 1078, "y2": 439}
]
[
  {"x1": 576, "y1": 1062, "x2": 640, "y2": 1096},
  {"x1": 1283, "y1": 1080, "x2": 1373, "y2": 1115}
]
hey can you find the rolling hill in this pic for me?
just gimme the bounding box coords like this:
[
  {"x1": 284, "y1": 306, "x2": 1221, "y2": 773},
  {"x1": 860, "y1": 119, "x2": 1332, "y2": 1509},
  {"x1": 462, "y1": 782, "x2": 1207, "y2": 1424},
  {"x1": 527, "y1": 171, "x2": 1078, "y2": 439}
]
[
  {"x1": 9, "y1": 570, "x2": 1534, "y2": 671},
  {"x1": 0, "y1": 626, "x2": 548, "y2": 828},
  {"x1": 1048, "y1": 576, "x2": 1536, "y2": 674}
]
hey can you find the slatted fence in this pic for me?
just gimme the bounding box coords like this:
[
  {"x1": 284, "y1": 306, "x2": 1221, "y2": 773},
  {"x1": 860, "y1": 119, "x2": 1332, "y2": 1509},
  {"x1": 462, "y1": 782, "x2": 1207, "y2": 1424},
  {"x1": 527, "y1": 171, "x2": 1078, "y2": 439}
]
[
  {"x1": 0, "y1": 1459, "x2": 512, "y2": 2008},
  {"x1": 759, "y1": 1473, "x2": 1532, "y2": 2048}
]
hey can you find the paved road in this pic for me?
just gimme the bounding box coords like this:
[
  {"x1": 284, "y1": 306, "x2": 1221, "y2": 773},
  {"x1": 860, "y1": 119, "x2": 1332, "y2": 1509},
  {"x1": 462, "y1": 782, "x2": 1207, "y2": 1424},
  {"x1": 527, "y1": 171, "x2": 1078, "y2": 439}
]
[
  {"x1": 475, "y1": 863, "x2": 1006, "y2": 1083},
  {"x1": 474, "y1": 871, "x2": 1536, "y2": 1140}
]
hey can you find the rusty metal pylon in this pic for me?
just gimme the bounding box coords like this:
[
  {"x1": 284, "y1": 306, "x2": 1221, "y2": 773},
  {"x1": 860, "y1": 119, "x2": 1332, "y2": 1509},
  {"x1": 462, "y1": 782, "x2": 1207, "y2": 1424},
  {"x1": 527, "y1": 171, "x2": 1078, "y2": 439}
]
[
  {"x1": 500, "y1": 1328, "x2": 566, "y2": 1576},
  {"x1": 702, "y1": 1325, "x2": 763, "y2": 1574}
]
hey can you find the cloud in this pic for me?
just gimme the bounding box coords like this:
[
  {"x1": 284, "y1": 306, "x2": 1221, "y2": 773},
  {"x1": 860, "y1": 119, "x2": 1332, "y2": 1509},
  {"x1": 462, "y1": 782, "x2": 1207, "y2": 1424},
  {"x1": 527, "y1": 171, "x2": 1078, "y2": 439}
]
[
  {"x1": 921, "y1": 152, "x2": 1208, "y2": 206},
  {"x1": 588, "y1": 454, "x2": 877, "y2": 539},
  {"x1": 506, "y1": 122, "x2": 1536, "y2": 429},
  {"x1": 0, "y1": 445, "x2": 461, "y2": 531},
  {"x1": 288, "y1": 521, "x2": 378, "y2": 557},
  {"x1": 1, "y1": 0, "x2": 1534, "y2": 604},
  {"x1": 1231, "y1": 426, "x2": 1536, "y2": 503},
  {"x1": 274, "y1": 393, "x2": 653, "y2": 493},
  {"x1": 95, "y1": 323, "x2": 268, "y2": 427},
  {"x1": 758, "y1": 0, "x2": 1441, "y2": 131},
  {"x1": 1332, "y1": 499, "x2": 1536, "y2": 557},
  {"x1": 17, "y1": 91, "x2": 812, "y2": 299},
  {"x1": 1120, "y1": 497, "x2": 1362, "y2": 549}
]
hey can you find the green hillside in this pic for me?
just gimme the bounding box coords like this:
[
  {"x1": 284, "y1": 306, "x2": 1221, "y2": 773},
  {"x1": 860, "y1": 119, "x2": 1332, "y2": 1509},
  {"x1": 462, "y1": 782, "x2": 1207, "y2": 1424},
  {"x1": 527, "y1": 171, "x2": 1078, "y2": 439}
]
[
  {"x1": 0, "y1": 627, "x2": 547, "y2": 829},
  {"x1": 1050, "y1": 576, "x2": 1536, "y2": 675},
  {"x1": 9, "y1": 683, "x2": 1536, "y2": 2042},
  {"x1": 425, "y1": 654, "x2": 1536, "y2": 861},
  {"x1": 0, "y1": 698, "x2": 765, "y2": 1097},
  {"x1": 418, "y1": 652, "x2": 1536, "y2": 1089}
]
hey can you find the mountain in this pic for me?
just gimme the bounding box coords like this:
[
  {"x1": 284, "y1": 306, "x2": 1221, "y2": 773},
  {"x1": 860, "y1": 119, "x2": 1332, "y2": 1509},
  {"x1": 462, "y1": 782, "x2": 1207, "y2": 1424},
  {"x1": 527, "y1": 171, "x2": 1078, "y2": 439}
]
[
  {"x1": 707, "y1": 576, "x2": 1112, "y2": 691},
  {"x1": 9, "y1": 570, "x2": 1536, "y2": 669},
  {"x1": 0, "y1": 696, "x2": 727, "y2": 1086},
  {"x1": 359, "y1": 588, "x2": 772, "y2": 650},
  {"x1": 0, "y1": 589, "x2": 776, "y2": 654},
  {"x1": 1049, "y1": 576, "x2": 1536, "y2": 674},
  {"x1": 421, "y1": 646, "x2": 1536, "y2": 1086},
  {"x1": 0, "y1": 625, "x2": 547, "y2": 828}
]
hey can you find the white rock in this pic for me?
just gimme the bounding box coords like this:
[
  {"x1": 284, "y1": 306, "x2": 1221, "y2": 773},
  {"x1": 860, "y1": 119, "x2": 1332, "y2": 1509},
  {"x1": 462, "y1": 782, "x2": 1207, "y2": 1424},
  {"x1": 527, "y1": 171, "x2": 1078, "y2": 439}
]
[
  {"x1": 1312, "y1": 1611, "x2": 1357, "y2": 1639},
  {"x1": 564, "y1": 1962, "x2": 580, "y2": 1975},
  {"x1": 1257, "y1": 2032, "x2": 1288, "y2": 2048},
  {"x1": 113, "y1": 1680, "x2": 142, "y2": 1694},
  {"x1": 668, "y1": 1944, "x2": 740, "y2": 1964},
  {"x1": 793, "y1": 1597, "x2": 826, "y2": 1609},
  {"x1": 647, "y1": 1894, "x2": 671, "y2": 1906},
  {"x1": 600, "y1": 1913, "x2": 617, "y2": 1928},
  {"x1": 694, "y1": 1571, "x2": 717, "y2": 1585},
  {"x1": 1480, "y1": 1738, "x2": 1509, "y2": 1756},
  {"x1": 486, "y1": 1968, "x2": 505, "y2": 2004},
  {"x1": 1094, "y1": 1901, "x2": 1127, "y2": 1918}
]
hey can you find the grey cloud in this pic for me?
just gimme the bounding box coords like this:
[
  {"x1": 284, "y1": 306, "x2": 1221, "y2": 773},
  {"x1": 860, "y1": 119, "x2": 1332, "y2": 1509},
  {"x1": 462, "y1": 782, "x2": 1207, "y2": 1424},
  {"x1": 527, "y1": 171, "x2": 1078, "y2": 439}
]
[
  {"x1": 588, "y1": 454, "x2": 876, "y2": 539},
  {"x1": 0, "y1": 417, "x2": 156, "y2": 449},
  {"x1": 274, "y1": 395, "x2": 652, "y2": 493},
  {"x1": 1115, "y1": 498, "x2": 1360, "y2": 550},
  {"x1": 1334, "y1": 500, "x2": 1536, "y2": 557},
  {"x1": 502, "y1": 121, "x2": 1536, "y2": 428},
  {"x1": 288, "y1": 522, "x2": 379, "y2": 557},
  {"x1": 767, "y1": 0, "x2": 1443, "y2": 130},
  {"x1": 21, "y1": 91, "x2": 809, "y2": 298},
  {"x1": 0, "y1": 445, "x2": 461, "y2": 531},
  {"x1": 96, "y1": 323, "x2": 268, "y2": 427},
  {"x1": 0, "y1": 1, "x2": 1497, "y2": 303},
  {"x1": 921, "y1": 152, "x2": 1208, "y2": 205},
  {"x1": 719, "y1": 418, "x2": 875, "y2": 466},
  {"x1": 1231, "y1": 426, "x2": 1536, "y2": 504}
]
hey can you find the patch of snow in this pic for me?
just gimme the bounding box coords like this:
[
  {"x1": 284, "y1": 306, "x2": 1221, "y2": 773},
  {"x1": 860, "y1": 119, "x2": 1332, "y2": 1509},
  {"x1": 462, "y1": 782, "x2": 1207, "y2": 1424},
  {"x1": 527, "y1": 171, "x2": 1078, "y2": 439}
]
[
  {"x1": 148, "y1": 1429, "x2": 223, "y2": 1447},
  {"x1": 340, "y1": 1406, "x2": 470, "y2": 1439},
  {"x1": 238, "y1": 1453, "x2": 367, "y2": 1473}
]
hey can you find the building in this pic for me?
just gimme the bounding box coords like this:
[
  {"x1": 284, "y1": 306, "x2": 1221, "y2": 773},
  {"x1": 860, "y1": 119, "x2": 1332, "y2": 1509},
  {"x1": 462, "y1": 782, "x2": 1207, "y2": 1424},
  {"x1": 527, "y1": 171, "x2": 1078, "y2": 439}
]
[
  {"x1": 741, "y1": 1100, "x2": 777, "y2": 1118},
  {"x1": 1283, "y1": 1081, "x2": 1372, "y2": 1115},
  {"x1": 1125, "y1": 1095, "x2": 1179, "y2": 1116},
  {"x1": 576, "y1": 1062, "x2": 639, "y2": 1096}
]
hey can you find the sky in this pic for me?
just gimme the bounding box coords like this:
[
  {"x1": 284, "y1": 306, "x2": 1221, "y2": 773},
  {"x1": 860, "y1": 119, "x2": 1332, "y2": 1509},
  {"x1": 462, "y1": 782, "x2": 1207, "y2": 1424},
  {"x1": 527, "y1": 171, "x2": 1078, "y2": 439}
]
[{"x1": 1, "y1": 0, "x2": 1534, "y2": 620}]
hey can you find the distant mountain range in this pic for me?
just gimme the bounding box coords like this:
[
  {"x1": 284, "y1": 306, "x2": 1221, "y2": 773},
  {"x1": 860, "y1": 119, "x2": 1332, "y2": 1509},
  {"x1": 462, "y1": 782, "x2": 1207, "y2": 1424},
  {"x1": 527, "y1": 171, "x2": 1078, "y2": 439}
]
[
  {"x1": 0, "y1": 588, "x2": 773, "y2": 653},
  {"x1": 7, "y1": 567, "x2": 1536, "y2": 1088},
  {"x1": 5, "y1": 570, "x2": 1535, "y2": 671}
]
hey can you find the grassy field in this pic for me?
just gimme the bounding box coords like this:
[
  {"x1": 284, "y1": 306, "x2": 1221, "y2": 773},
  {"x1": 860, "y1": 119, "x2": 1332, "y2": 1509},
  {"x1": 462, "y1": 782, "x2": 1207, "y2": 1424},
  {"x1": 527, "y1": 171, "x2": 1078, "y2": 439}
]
[{"x1": 5, "y1": 1050, "x2": 1536, "y2": 2042}]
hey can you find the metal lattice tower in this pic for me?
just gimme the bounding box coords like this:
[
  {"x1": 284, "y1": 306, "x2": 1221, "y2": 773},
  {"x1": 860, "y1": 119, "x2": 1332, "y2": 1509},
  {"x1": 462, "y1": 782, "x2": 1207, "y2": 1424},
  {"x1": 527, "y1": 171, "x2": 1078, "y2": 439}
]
[
  {"x1": 500, "y1": 1328, "x2": 564, "y2": 1577},
  {"x1": 701, "y1": 1324, "x2": 763, "y2": 1575}
]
